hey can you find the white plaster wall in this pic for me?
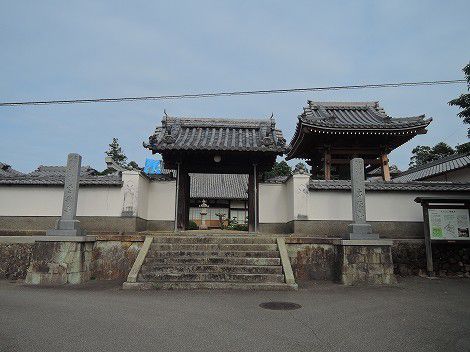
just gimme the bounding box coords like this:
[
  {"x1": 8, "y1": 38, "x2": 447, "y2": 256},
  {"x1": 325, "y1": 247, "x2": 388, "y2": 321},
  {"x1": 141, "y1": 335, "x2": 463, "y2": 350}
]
[
  {"x1": 307, "y1": 190, "x2": 463, "y2": 222},
  {"x1": 0, "y1": 186, "x2": 122, "y2": 216},
  {"x1": 291, "y1": 175, "x2": 311, "y2": 221},
  {"x1": 137, "y1": 175, "x2": 150, "y2": 219},
  {"x1": 307, "y1": 191, "x2": 352, "y2": 221},
  {"x1": 259, "y1": 183, "x2": 288, "y2": 223},
  {"x1": 146, "y1": 180, "x2": 176, "y2": 221},
  {"x1": 285, "y1": 176, "x2": 295, "y2": 221}
]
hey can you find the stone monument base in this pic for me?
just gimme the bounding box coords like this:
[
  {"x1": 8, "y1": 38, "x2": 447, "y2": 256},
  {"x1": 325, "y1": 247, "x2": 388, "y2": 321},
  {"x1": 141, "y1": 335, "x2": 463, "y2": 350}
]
[
  {"x1": 344, "y1": 223, "x2": 379, "y2": 240},
  {"x1": 25, "y1": 236, "x2": 95, "y2": 285},
  {"x1": 46, "y1": 219, "x2": 84, "y2": 236},
  {"x1": 46, "y1": 229, "x2": 84, "y2": 236},
  {"x1": 345, "y1": 232, "x2": 380, "y2": 240},
  {"x1": 339, "y1": 240, "x2": 396, "y2": 285}
]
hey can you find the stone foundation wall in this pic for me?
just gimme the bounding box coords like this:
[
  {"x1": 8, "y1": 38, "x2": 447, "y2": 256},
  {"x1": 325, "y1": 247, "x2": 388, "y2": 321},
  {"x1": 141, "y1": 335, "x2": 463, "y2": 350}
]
[
  {"x1": 392, "y1": 240, "x2": 470, "y2": 277},
  {"x1": 339, "y1": 244, "x2": 396, "y2": 285},
  {"x1": 432, "y1": 243, "x2": 470, "y2": 277},
  {"x1": 286, "y1": 243, "x2": 339, "y2": 281},
  {"x1": 0, "y1": 243, "x2": 33, "y2": 280},
  {"x1": 92, "y1": 237, "x2": 143, "y2": 280},
  {"x1": 25, "y1": 241, "x2": 94, "y2": 285}
]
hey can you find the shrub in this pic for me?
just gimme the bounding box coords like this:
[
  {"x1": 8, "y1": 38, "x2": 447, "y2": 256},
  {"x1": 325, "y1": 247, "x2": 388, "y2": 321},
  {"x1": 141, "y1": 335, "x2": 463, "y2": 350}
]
[
  {"x1": 188, "y1": 220, "x2": 199, "y2": 230},
  {"x1": 231, "y1": 223, "x2": 248, "y2": 231}
]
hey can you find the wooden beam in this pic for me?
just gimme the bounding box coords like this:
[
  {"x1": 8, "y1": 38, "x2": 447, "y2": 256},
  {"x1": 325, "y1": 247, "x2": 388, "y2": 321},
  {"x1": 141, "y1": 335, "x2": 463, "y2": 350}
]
[
  {"x1": 248, "y1": 169, "x2": 255, "y2": 232},
  {"x1": 380, "y1": 153, "x2": 391, "y2": 181},
  {"x1": 331, "y1": 158, "x2": 381, "y2": 165},
  {"x1": 176, "y1": 165, "x2": 189, "y2": 230},
  {"x1": 324, "y1": 148, "x2": 331, "y2": 181}
]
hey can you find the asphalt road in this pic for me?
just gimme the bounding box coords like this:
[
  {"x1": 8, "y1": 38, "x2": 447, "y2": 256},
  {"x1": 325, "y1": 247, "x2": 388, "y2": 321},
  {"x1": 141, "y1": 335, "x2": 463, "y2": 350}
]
[{"x1": 1, "y1": 278, "x2": 469, "y2": 352}]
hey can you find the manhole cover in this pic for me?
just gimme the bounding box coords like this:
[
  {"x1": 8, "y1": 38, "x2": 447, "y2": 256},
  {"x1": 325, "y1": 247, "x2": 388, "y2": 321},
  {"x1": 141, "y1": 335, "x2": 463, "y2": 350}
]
[{"x1": 259, "y1": 301, "x2": 302, "y2": 310}]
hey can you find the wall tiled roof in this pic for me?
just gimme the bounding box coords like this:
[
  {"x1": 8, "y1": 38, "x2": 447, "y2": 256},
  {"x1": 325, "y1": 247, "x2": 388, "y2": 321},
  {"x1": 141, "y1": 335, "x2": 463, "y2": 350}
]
[
  {"x1": 0, "y1": 164, "x2": 122, "y2": 186},
  {"x1": 28, "y1": 165, "x2": 98, "y2": 177},
  {"x1": 146, "y1": 116, "x2": 286, "y2": 153},
  {"x1": 0, "y1": 162, "x2": 24, "y2": 177},
  {"x1": 300, "y1": 101, "x2": 431, "y2": 130},
  {"x1": 263, "y1": 175, "x2": 290, "y2": 183},
  {"x1": 190, "y1": 173, "x2": 248, "y2": 200},
  {"x1": 393, "y1": 153, "x2": 470, "y2": 182},
  {"x1": 308, "y1": 179, "x2": 470, "y2": 192}
]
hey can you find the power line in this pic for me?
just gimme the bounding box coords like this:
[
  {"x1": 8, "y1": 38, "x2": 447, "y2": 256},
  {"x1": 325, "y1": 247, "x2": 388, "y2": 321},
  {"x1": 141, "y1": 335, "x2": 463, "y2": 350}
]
[{"x1": 0, "y1": 79, "x2": 466, "y2": 107}]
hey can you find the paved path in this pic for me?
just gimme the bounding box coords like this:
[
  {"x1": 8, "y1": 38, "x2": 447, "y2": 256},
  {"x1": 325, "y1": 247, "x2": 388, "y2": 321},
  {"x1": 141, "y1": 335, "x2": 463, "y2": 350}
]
[{"x1": 1, "y1": 278, "x2": 469, "y2": 352}]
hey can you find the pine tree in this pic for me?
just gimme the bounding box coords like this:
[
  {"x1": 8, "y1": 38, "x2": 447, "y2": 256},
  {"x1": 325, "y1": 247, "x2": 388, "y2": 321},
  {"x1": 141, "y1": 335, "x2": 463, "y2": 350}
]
[{"x1": 105, "y1": 138, "x2": 127, "y2": 166}]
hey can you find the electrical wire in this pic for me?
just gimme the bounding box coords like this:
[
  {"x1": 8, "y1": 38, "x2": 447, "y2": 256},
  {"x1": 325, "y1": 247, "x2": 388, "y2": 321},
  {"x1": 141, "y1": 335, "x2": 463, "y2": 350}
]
[{"x1": 0, "y1": 79, "x2": 465, "y2": 107}]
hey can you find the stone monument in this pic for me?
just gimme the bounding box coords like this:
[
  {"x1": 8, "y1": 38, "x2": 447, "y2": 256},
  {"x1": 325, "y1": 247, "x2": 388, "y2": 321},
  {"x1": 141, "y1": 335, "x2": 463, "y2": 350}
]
[
  {"x1": 47, "y1": 153, "x2": 83, "y2": 236},
  {"x1": 346, "y1": 158, "x2": 379, "y2": 240},
  {"x1": 26, "y1": 153, "x2": 95, "y2": 285},
  {"x1": 199, "y1": 199, "x2": 209, "y2": 230}
]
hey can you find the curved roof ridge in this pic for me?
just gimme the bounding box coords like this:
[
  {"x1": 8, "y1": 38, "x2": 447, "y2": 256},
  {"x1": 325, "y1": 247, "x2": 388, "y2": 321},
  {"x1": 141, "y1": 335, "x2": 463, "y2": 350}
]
[
  {"x1": 164, "y1": 115, "x2": 273, "y2": 124},
  {"x1": 308, "y1": 101, "x2": 379, "y2": 107}
]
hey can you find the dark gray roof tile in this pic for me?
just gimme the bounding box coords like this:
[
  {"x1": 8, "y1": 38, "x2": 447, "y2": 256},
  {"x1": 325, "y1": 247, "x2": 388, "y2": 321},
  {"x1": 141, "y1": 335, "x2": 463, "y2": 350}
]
[
  {"x1": 0, "y1": 162, "x2": 24, "y2": 177},
  {"x1": 309, "y1": 179, "x2": 470, "y2": 192},
  {"x1": 0, "y1": 164, "x2": 122, "y2": 186},
  {"x1": 393, "y1": 153, "x2": 470, "y2": 182},
  {"x1": 146, "y1": 115, "x2": 286, "y2": 153},
  {"x1": 0, "y1": 175, "x2": 122, "y2": 186},
  {"x1": 300, "y1": 101, "x2": 431, "y2": 130},
  {"x1": 189, "y1": 174, "x2": 248, "y2": 200}
]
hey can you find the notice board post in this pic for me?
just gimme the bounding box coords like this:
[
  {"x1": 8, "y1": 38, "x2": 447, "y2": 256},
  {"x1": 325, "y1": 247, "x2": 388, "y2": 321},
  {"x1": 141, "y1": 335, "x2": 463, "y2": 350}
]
[{"x1": 415, "y1": 196, "x2": 470, "y2": 277}]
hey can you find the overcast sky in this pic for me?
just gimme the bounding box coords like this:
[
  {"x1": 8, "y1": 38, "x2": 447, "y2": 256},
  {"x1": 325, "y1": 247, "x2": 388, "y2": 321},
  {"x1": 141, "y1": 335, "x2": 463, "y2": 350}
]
[{"x1": 1, "y1": 1, "x2": 469, "y2": 172}]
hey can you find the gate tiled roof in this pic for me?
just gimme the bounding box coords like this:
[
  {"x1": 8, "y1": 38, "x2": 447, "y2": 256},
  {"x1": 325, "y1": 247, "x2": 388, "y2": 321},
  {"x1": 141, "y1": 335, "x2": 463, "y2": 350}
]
[
  {"x1": 146, "y1": 115, "x2": 286, "y2": 153},
  {"x1": 300, "y1": 101, "x2": 431, "y2": 130}
]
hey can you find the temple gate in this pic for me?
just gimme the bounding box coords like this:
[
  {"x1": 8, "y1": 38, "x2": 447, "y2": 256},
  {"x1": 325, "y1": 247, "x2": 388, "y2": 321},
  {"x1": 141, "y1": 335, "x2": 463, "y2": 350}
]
[{"x1": 145, "y1": 114, "x2": 286, "y2": 232}]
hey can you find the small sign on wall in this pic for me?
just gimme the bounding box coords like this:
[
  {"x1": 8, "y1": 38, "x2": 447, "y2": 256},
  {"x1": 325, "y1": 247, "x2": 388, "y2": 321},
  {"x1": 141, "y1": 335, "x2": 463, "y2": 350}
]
[
  {"x1": 415, "y1": 197, "x2": 470, "y2": 276},
  {"x1": 428, "y1": 208, "x2": 470, "y2": 240}
]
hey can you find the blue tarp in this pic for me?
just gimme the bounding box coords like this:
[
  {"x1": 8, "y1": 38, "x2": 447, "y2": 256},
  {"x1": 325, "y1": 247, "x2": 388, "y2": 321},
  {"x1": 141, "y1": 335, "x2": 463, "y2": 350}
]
[{"x1": 143, "y1": 159, "x2": 162, "y2": 174}]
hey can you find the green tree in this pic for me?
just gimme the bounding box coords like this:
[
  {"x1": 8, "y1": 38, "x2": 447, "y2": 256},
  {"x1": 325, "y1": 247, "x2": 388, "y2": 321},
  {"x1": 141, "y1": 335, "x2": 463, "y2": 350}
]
[
  {"x1": 456, "y1": 141, "x2": 470, "y2": 154},
  {"x1": 127, "y1": 160, "x2": 140, "y2": 170},
  {"x1": 106, "y1": 138, "x2": 127, "y2": 166},
  {"x1": 409, "y1": 142, "x2": 455, "y2": 167},
  {"x1": 264, "y1": 160, "x2": 292, "y2": 179},
  {"x1": 449, "y1": 62, "x2": 470, "y2": 136},
  {"x1": 99, "y1": 138, "x2": 137, "y2": 175}
]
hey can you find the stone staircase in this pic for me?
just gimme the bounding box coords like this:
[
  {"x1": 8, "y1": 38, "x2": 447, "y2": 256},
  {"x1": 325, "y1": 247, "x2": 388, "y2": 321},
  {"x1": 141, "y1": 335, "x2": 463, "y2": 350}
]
[{"x1": 123, "y1": 235, "x2": 297, "y2": 290}]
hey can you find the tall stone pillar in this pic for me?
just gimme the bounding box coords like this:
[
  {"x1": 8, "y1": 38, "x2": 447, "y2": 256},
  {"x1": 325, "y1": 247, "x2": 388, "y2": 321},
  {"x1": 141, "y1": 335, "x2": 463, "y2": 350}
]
[
  {"x1": 47, "y1": 153, "x2": 83, "y2": 236},
  {"x1": 346, "y1": 158, "x2": 378, "y2": 240}
]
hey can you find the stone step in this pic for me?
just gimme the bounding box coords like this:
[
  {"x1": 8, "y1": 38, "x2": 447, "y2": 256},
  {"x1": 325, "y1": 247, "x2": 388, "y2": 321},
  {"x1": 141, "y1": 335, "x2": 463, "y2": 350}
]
[
  {"x1": 151, "y1": 236, "x2": 277, "y2": 244},
  {"x1": 141, "y1": 264, "x2": 283, "y2": 275},
  {"x1": 138, "y1": 272, "x2": 285, "y2": 283},
  {"x1": 147, "y1": 256, "x2": 281, "y2": 266},
  {"x1": 150, "y1": 243, "x2": 278, "y2": 251},
  {"x1": 147, "y1": 250, "x2": 280, "y2": 258},
  {"x1": 123, "y1": 281, "x2": 297, "y2": 291}
]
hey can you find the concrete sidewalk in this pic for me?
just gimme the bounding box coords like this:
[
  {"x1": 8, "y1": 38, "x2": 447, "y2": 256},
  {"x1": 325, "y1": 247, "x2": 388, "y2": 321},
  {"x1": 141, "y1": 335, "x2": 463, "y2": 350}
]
[{"x1": 0, "y1": 278, "x2": 469, "y2": 352}]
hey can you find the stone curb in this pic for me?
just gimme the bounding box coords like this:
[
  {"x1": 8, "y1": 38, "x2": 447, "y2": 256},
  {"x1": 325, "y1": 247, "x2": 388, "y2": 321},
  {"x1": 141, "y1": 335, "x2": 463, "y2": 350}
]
[
  {"x1": 277, "y1": 237, "x2": 297, "y2": 287},
  {"x1": 125, "y1": 236, "x2": 153, "y2": 283}
]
